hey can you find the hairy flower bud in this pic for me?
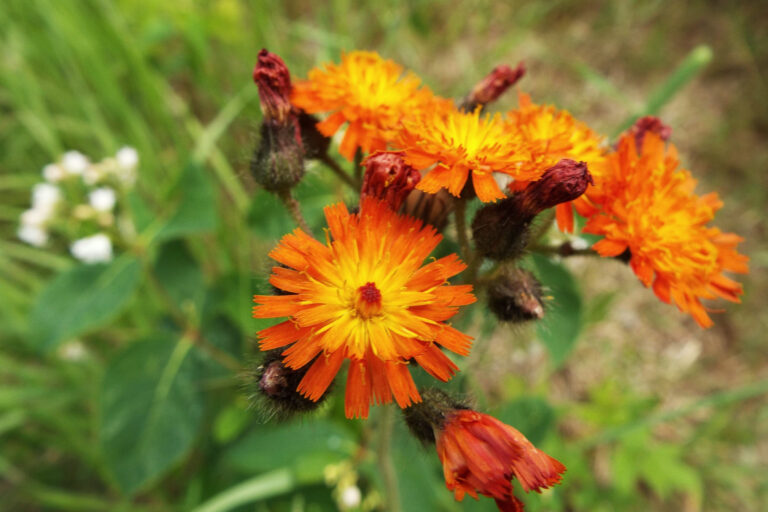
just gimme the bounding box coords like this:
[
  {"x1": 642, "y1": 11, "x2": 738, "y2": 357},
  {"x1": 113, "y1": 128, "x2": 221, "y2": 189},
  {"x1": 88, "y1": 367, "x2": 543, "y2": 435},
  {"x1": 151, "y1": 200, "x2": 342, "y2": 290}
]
[
  {"x1": 361, "y1": 151, "x2": 421, "y2": 211},
  {"x1": 460, "y1": 62, "x2": 526, "y2": 111},
  {"x1": 251, "y1": 121, "x2": 305, "y2": 191},
  {"x1": 519, "y1": 159, "x2": 593, "y2": 214},
  {"x1": 488, "y1": 268, "x2": 545, "y2": 322},
  {"x1": 253, "y1": 49, "x2": 293, "y2": 123},
  {"x1": 401, "y1": 188, "x2": 455, "y2": 231},
  {"x1": 629, "y1": 115, "x2": 672, "y2": 151},
  {"x1": 297, "y1": 111, "x2": 331, "y2": 159},
  {"x1": 402, "y1": 388, "x2": 471, "y2": 445},
  {"x1": 249, "y1": 350, "x2": 328, "y2": 419},
  {"x1": 472, "y1": 160, "x2": 591, "y2": 260}
]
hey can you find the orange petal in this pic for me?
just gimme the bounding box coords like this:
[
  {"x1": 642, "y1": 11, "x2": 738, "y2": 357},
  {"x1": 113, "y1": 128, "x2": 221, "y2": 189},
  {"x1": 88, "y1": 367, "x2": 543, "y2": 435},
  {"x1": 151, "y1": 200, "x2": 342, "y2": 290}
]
[{"x1": 297, "y1": 349, "x2": 345, "y2": 401}]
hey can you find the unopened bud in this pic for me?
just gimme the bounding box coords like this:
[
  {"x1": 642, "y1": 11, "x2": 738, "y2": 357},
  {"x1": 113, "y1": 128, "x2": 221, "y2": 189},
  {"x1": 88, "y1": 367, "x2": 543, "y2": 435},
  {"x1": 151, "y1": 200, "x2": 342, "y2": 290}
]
[
  {"x1": 488, "y1": 268, "x2": 544, "y2": 322},
  {"x1": 402, "y1": 388, "x2": 471, "y2": 445},
  {"x1": 251, "y1": 121, "x2": 305, "y2": 191},
  {"x1": 472, "y1": 160, "x2": 591, "y2": 260},
  {"x1": 400, "y1": 188, "x2": 455, "y2": 231},
  {"x1": 460, "y1": 62, "x2": 526, "y2": 111},
  {"x1": 249, "y1": 350, "x2": 327, "y2": 419},
  {"x1": 361, "y1": 151, "x2": 421, "y2": 211},
  {"x1": 519, "y1": 159, "x2": 592, "y2": 214},
  {"x1": 253, "y1": 49, "x2": 293, "y2": 123},
  {"x1": 298, "y1": 111, "x2": 331, "y2": 159},
  {"x1": 628, "y1": 116, "x2": 672, "y2": 151}
]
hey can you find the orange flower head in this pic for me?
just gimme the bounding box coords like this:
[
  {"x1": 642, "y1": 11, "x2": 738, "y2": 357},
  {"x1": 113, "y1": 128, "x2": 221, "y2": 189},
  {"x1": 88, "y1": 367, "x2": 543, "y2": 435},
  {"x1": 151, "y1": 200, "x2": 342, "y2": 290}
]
[
  {"x1": 398, "y1": 106, "x2": 531, "y2": 202},
  {"x1": 253, "y1": 198, "x2": 476, "y2": 419},
  {"x1": 438, "y1": 409, "x2": 565, "y2": 511},
  {"x1": 583, "y1": 133, "x2": 749, "y2": 328},
  {"x1": 506, "y1": 92, "x2": 606, "y2": 232},
  {"x1": 291, "y1": 51, "x2": 441, "y2": 161}
]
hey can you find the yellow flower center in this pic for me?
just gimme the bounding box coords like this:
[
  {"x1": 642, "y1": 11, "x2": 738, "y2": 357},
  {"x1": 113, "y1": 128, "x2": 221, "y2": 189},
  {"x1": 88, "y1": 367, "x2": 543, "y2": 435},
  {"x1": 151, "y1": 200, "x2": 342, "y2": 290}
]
[{"x1": 355, "y1": 282, "x2": 383, "y2": 318}]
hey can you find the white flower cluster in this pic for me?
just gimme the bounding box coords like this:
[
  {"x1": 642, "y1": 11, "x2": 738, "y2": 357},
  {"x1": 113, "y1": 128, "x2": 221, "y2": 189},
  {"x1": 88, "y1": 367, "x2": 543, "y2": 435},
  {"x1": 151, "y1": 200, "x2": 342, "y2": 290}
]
[{"x1": 18, "y1": 147, "x2": 139, "y2": 264}]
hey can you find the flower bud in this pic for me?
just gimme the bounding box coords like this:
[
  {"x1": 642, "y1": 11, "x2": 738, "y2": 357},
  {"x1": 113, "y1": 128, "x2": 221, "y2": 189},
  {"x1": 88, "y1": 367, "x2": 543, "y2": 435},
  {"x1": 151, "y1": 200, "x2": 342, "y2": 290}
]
[
  {"x1": 401, "y1": 188, "x2": 455, "y2": 231},
  {"x1": 402, "y1": 388, "x2": 471, "y2": 445},
  {"x1": 249, "y1": 350, "x2": 328, "y2": 419},
  {"x1": 297, "y1": 111, "x2": 331, "y2": 159},
  {"x1": 519, "y1": 159, "x2": 592, "y2": 214},
  {"x1": 629, "y1": 115, "x2": 671, "y2": 151},
  {"x1": 253, "y1": 49, "x2": 293, "y2": 124},
  {"x1": 488, "y1": 267, "x2": 544, "y2": 322},
  {"x1": 472, "y1": 160, "x2": 591, "y2": 261},
  {"x1": 361, "y1": 151, "x2": 421, "y2": 211},
  {"x1": 460, "y1": 62, "x2": 526, "y2": 111}
]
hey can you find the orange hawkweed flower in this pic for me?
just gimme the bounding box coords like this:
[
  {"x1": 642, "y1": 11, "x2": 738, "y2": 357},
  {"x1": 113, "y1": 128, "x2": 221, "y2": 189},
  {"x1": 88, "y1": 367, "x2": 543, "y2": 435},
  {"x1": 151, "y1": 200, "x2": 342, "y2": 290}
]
[
  {"x1": 253, "y1": 198, "x2": 476, "y2": 419},
  {"x1": 582, "y1": 133, "x2": 749, "y2": 328},
  {"x1": 398, "y1": 106, "x2": 531, "y2": 202},
  {"x1": 291, "y1": 51, "x2": 440, "y2": 161},
  {"x1": 506, "y1": 92, "x2": 606, "y2": 232},
  {"x1": 437, "y1": 409, "x2": 566, "y2": 511}
]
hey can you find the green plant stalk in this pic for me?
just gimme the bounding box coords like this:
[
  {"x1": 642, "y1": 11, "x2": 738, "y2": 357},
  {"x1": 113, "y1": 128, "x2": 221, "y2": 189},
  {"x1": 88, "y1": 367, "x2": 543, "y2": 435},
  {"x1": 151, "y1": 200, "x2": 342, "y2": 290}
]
[{"x1": 376, "y1": 404, "x2": 402, "y2": 512}]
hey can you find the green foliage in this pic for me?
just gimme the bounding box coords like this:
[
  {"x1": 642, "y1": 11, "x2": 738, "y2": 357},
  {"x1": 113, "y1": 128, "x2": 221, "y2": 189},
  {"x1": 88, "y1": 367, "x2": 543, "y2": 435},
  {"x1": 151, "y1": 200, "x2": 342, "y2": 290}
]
[
  {"x1": 531, "y1": 254, "x2": 583, "y2": 367},
  {"x1": 29, "y1": 255, "x2": 142, "y2": 351},
  {"x1": 100, "y1": 336, "x2": 205, "y2": 495}
]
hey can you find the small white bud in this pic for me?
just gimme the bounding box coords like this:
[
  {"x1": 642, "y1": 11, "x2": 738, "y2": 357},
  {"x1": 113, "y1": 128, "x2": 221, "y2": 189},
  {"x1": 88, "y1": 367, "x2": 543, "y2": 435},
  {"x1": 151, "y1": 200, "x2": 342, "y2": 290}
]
[
  {"x1": 570, "y1": 237, "x2": 590, "y2": 251},
  {"x1": 62, "y1": 150, "x2": 89, "y2": 175},
  {"x1": 89, "y1": 187, "x2": 117, "y2": 211},
  {"x1": 43, "y1": 163, "x2": 66, "y2": 182},
  {"x1": 59, "y1": 341, "x2": 88, "y2": 362},
  {"x1": 18, "y1": 224, "x2": 48, "y2": 247},
  {"x1": 339, "y1": 485, "x2": 361, "y2": 509},
  {"x1": 82, "y1": 165, "x2": 105, "y2": 186},
  {"x1": 32, "y1": 183, "x2": 61, "y2": 213},
  {"x1": 70, "y1": 233, "x2": 113, "y2": 264},
  {"x1": 115, "y1": 146, "x2": 139, "y2": 169}
]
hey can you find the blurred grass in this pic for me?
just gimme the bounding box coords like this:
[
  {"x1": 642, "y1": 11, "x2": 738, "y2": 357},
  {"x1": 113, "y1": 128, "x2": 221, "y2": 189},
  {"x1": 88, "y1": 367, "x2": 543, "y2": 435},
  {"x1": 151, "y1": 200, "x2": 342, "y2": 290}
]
[{"x1": 1, "y1": 0, "x2": 767, "y2": 511}]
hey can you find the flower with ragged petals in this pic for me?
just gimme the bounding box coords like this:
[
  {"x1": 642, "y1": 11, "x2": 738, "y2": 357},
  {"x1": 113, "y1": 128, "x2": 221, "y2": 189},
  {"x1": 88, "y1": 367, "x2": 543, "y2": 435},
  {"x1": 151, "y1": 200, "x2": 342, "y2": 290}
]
[
  {"x1": 403, "y1": 389, "x2": 565, "y2": 512},
  {"x1": 253, "y1": 198, "x2": 476, "y2": 419},
  {"x1": 506, "y1": 92, "x2": 606, "y2": 232},
  {"x1": 582, "y1": 132, "x2": 748, "y2": 328},
  {"x1": 398, "y1": 106, "x2": 531, "y2": 202},
  {"x1": 291, "y1": 51, "x2": 441, "y2": 160},
  {"x1": 437, "y1": 409, "x2": 566, "y2": 511}
]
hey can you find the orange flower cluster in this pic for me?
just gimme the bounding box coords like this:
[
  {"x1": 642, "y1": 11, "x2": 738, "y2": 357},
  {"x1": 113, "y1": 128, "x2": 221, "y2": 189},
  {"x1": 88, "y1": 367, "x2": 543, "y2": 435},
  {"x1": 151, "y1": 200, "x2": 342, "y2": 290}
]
[{"x1": 577, "y1": 132, "x2": 748, "y2": 327}]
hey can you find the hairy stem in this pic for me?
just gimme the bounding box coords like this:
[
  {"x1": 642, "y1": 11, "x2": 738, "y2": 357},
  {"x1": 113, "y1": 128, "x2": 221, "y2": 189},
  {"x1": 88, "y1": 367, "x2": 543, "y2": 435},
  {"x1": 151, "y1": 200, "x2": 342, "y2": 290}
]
[
  {"x1": 277, "y1": 189, "x2": 312, "y2": 234},
  {"x1": 377, "y1": 404, "x2": 401, "y2": 512}
]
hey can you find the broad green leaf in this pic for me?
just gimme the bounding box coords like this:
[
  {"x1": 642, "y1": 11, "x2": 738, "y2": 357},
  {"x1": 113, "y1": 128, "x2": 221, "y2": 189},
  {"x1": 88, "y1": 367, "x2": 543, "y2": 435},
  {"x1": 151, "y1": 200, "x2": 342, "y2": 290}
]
[
  {"x1": 159, "y1": 161, "x2": 217, "y2": 240},
  {"x1": 100, "y1": 336, "x2": 204, "y2": 495},
  {"x1": 224, "y1": 419, "x2": 355, "y2": 475},
  {"x1": 190, "y1": 469, "x2": 296, "y2": 512},
  {"x1": 154, "y1": 239, "x2": 205, "y2": 310},
  {"x1": 493, "y1": 397, "x2": 555, "y2": 446},
  {"x1": 532, "y1": 254, "x2": 583, "y2": 367},
  {"x1": 29, "y1": 255, "x2": 142, "y2": 352}
]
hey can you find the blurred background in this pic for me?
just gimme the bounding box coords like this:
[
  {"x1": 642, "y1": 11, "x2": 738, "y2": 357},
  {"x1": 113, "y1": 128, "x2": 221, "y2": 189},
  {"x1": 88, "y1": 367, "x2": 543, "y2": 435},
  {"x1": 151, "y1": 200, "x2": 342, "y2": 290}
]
[{"x1": 1, "y1": 1, "x2": 766, "y2": 511}]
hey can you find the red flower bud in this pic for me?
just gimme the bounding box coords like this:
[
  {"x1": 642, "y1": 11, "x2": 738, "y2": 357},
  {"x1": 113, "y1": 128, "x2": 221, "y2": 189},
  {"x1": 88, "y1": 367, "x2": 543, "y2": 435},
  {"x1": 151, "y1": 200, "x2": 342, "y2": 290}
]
[
  {"x1": 629, "y1": 116, "x2": 672, "y2": 151},
  {"x1": 361, "y1": 151, "x2": 421, "y2": 211},
  {"x1": 462, "y1": 62, "x2": 526, "y2": 111},
  {"x1": 520, "y1": 159, "x2": 592, "y2": 215},
  {"x1": 253, "y1": 49, "x2": 294, "y2": 123}
]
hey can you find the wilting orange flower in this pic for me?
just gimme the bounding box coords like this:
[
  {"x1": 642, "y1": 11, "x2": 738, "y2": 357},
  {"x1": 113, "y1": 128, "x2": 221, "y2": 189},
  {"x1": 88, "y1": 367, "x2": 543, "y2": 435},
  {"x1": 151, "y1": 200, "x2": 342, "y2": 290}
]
[
  {"x1": 582, "y1": 133, "x2": 749, "y2": 328},
  {"x1": 506, "y1": 92, "x2": 606, "y2": 232},
  {"x1": 291, "y1": 51, "x2": 441, "y2": 161},
  {"x1": 437, "y1": 409, "x2": 566, "y2": 511},
  {"x1": 253, "y1": 198, "x2": 476, "y2": 419},
  {"x1": 398, "y1": 106, "x2": 531, "y2": 202}
]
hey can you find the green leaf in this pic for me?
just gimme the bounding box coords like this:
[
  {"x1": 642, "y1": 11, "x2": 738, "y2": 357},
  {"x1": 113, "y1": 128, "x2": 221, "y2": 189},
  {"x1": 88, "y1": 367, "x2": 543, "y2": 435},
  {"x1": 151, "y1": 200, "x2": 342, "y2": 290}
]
[
  {"x1": 531, "y1": 254, "x2": 583, "y2": 367},
  {"x1": 29, "y1": 255, "x2": 142, "y2": 352},
  {"x1": 159, "y1": 161, "x2": 217, "y2": 240},
  {"x1": 190, "y1": 469, "x2": 296, "y2": 512},
  {"x1": 224, "y1": 419, "x2": 355, "y2": 475},
  {"x1": 154, "y1": 239, "x2": 205, "y2": 310},
  {"x1": 493, "y1": 397, "x2": 555, "y2": 446},
  {"x1": 100, "y1": 336, "x2": 204, "y2": 495}
]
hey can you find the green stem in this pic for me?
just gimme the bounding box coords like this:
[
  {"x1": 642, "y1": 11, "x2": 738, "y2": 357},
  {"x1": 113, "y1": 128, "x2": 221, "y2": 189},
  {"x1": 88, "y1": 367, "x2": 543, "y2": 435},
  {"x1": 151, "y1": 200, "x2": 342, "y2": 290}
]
[
  {"x1": 377, "y1": 405, "x2": 401, "y2": 512},
  {"x1": 531, "y1": 241, "x2": 598, "y2": 257},
  {"x1": 353, "y1": 149, "x2": 363, "y2": 188},
  {"x1": 319, "y1": 154, "x2": 358, "y2": 190},
  {"x1": 277, "y1": 189, "x2": 312, "y2": 234}
]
